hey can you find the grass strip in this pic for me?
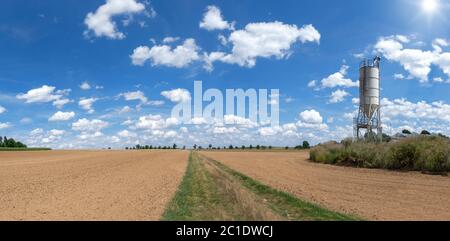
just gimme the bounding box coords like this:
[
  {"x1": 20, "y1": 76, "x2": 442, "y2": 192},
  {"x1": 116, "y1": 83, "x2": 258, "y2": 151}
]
[{"x1": 207, "y1": 157, "x2": 360, "y2": 221}]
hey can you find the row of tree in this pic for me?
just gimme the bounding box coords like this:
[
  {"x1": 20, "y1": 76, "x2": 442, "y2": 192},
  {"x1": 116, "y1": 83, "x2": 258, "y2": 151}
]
[
  {"x1": 126, "y1": 144, "x2": 186, "y2": 150},
  {"x1": 193, "y1": 141, "x2": 311, "y2": 150},
  {"x1": 125, "y1": 141, "x2": 312, "y2": 151},
  {"x1": 0, "y1": 136, "x2": 27, "y2": 148}
]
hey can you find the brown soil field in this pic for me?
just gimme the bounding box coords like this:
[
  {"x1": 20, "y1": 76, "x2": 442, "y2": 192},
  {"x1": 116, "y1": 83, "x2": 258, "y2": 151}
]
[
  {"x1": 201, "y1": 151, "x2": 450, "y2": 221},
  {"x1": 0, "y1": 150, "x2": 188, "y2": 221}
]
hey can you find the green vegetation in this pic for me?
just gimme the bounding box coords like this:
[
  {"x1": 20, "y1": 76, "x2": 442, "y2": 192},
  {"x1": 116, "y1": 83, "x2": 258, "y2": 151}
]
[
  {"x1": 162, "y1": 152, "x2": 357, "y2": 221},
  {"x1": 0, "y1": 136, "x2": 27, "y2": 148},
  {"x1": 310, "y1": 136, "x2": 450, "y2": 174},
  {"x1": 0, "y1": 147, "x2": 51, "y2": 151}
]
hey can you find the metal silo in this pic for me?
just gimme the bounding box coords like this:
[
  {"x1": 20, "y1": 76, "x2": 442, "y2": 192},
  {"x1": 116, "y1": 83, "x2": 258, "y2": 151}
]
[{"x1": 355, "y1": 56, "x2": 382, "y2": 141}]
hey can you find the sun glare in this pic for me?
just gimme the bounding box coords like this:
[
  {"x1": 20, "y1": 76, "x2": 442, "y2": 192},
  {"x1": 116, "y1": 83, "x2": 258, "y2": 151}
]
[{"x1": 422, "y1": 0, "x2": 439, "y2": 13}]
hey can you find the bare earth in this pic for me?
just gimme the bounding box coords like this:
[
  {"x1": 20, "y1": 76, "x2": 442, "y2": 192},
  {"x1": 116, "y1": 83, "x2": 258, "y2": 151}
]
[
  {"x1": 0, "y1": 150, "x2": 188, "y2": 221},
  {"x1": 201, "y1": 151, "x2": 450, "y2": 221}
]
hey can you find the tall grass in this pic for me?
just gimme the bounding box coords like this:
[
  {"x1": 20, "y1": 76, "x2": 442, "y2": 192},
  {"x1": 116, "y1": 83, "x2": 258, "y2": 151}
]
[{"x1": 310, "y1": 136, "x2": 450, "y2": 174}]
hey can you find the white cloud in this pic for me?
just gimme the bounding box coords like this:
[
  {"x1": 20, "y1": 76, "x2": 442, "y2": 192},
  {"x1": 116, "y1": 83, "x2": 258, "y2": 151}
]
[
  {"x1": 78, "y1": 97, "x2": 98, "y2": 113},
  {"x1": 394, "y1": 73, "x2": 405, "y2": 80},
  {"x1": 162, "y1": 36, "x2": 180, "y2": 43},
  {"x1": 299, "y1": 109, "x2": 323, "y2": 124},
  {"x1": 320, "y1": 65, "x2": 359, "y2": 88},
  {"x1": 49, "y1": 129, "x2": 65, "y2": 136},
  {"x1": 84, "y1": 0, "x2": 146, "y2": 39},
  {"x1": 135, "y1": 115, "x2": 167, "y2": 130},
  {"x1": 207, "y1": 22, "x2": 320, "y2": 68},
  {"x1": 131, "y1": 39, "x2": 201, "y2": 68},
  {"x1": 329, "y1": 89, "x2": 349, "y2": 103},
  {"x1": 52, "y1": 98, "x2": 72, "y2": 109},
  {"x1": 119, "y1": 106, "x2": 132, "y2": 114},
  {"x1": 374, "y1": 35, "x2": 441, "y2": 82},
  {"x1": 199, "y1": 5, "x2": 234, "y2": 31},
  {"x1": 17, "y1": 85, "x2": 62, "y2": 103},
  {"x1": 307, "y1": 80, "x2": 317, "y2": 88},
  {"x1": 0, "y1": 106, "x2": 5, "y2": 114},
  {"x1": 17, "y1": 85, "x2": 71, "y2": 108},
  {"x1": 72, "y1": 118, "x2": 109, "y2": 132},
  {"x1": 161, "y1": 89, "x2": 191, "y2": 103},
  {"x1": 0, "y1": 122, "x2": 10, "y2": 130},
  {"x1": 49, "y1": 111, "x2": 75, "y2": 122},
  {"x1": 224, "y1": 115, "x2": 258, "y2": 128},
  {"x1": 118, "y1": 130, "x2": 137, "y2": 138},
  {"x1": 119, "y1": 90, "x2": 148, "y2": 103},
  {"x1": 80, "y1": 81, "x2": 91, "y2": 90},
  {"x1": 130, "y1": 46, "x2": 151, "y2": 66}
]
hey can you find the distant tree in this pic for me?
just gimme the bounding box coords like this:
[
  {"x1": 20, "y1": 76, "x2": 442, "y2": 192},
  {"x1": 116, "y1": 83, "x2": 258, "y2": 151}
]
[
  {"x1": 382, "y1": 134, "x2": 392, "y2": 142},
  {"x1": 261, "y1": 146, "x2": 267, "y2": 150},
  {"x1": 149, "y1": 145, "x2": 153, "y2": 149},
  {"x1": 182, "y1": 146, "x2": 186, "y2": 150},
  {"x1": 269, "y1": 146, "x2": 273, "y2": 149},
  {"x1": 438, "y1": 133, "x2": 449, "y2": 139},
  {"x1": 229, "y1": 145, "x2": 234, "y2": 149},
  {"x1": 256, "y1": 145, "x2": 260, "y2": 150},
  {"x1": 402, "y1": 129, "x2": 412, "y2": 135},
  {"x1": 198, "y1": 146, "x2": 203, "y2": 150},
  {"x1": 285, "y1": 146, "x2": 289, "y2": 150},
  {"x1": 125, "y1": 147, "x2": 129, "y2": 150},
  {"x1": 208, "y1": 144, "x2": 212, "y2": 149},
  {"x1": 108, "y1": 147, "x2": 111, "y2": 150},
  {"x1": 173, "y1": 143, "x2": 177, "y2": 149},
  {"x1": 241, "y1": 145, "x2": 246, "y2": 150},
  {"x1": 249, "y1": 145, "x2": 253, "y2": 149},
  {"x1": 193, "y1": 144, "x2": 197, "y2": 150},
  {"x1": 302, "y1": 141, "x2": 310, "y2": 149},
  {"x1": 421, "y1": 130, "x2": 431, "y2": 135}
]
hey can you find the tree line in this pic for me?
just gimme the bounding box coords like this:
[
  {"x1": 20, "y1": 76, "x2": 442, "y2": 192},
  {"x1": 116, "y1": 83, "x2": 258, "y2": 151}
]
[
  {"x1": 124, "y1": 141, "x2": 312, "y2": 151},
  {"x1": 0, "y1": 136, "x2": 27, "y2": 148}
]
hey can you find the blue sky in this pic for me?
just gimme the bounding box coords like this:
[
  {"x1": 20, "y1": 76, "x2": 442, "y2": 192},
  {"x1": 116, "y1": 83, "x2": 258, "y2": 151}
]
[{"x1": 1, "y1": 0, "x2": 450, "y2": 149}]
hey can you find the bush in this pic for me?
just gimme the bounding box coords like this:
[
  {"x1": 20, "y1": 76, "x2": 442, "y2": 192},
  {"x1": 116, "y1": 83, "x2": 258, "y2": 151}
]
[{"x1": 309, "y1": 136, "x2": 450, "y2": 173}]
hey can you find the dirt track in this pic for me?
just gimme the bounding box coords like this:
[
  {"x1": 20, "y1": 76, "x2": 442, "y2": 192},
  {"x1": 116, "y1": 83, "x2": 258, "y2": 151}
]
[
  {"x1": 201, "y1": 151, "x2": 450, "y2": 221},
  {"x1": 0, "y1": 150, "x2": 188, "y2": 221}
]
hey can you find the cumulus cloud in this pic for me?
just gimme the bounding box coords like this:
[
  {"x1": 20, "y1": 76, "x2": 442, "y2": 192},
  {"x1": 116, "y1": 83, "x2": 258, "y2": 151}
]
[
  {"x1": 206, "y1": 22, "x2": 320, "y2": 68},
  {"x1": 162, "y1": 36, "x2": 180, "y2": 43},
  {"x1": 329, "y1": 89, "x2": 350, "y2": 103},
  {"x1": 84, "y1": 0, "x2": 146, "y2": 39},
  {"x1": 17, "y1": 85, "x2": 72, "y2": 108},
  {"x1": 394, "y1": 73, "x2": 405, "y2": 80},
  {"x1": 78, "y1": 97, "x2": 98, "y2": 114},
  {"x1": 199, "y1": 5, "x2": 234, "y2": 31},
  {"x1": 17, "y1": 85, "x2": 62, "y2": 103},
  {"x1": 72, "y1": 118, "x2": 109, "y2": 132},
  {"x1": 374, "y1": 36, "x2": 450, "y2": 83},
  {"x1": 119, "y1": 90, "x2": 148, "y2": 104},
  {"x1": 117, "y1": 130, "x2": 137, "y2": 138},
  {"x1": 0, "y1": 105, "x2": 6, "y2": 114},
  {"x1": 299, "y1": 109, "x2": 323, "y2": 124},
  {"x1": 134, "y1": 115, "x2": 178, "y2": 130},
  {"x1": 375, "y1": 36, "x2": 436, "y2": 82},
  {"x1": 130, "y1": 39, "x2": 200, "y2": 68},
  {"x1": 52, "y1": 98, "x2": 72, "y2": 109},
  {"x1": 80, "y1": 81, "x2": 91, "y2": 90},
  {"x1": 161, "y1": 89, "x2": 191, "y2": 103},
  {"x1": 0, "y1": 122, "x2": 10, "y2": 130},
  {"x1": 320, "y1": 65, "x2": 358, "y2": 88},
  {"x1": 49, "y1": 111, "x2": 75, "y2": 122}
]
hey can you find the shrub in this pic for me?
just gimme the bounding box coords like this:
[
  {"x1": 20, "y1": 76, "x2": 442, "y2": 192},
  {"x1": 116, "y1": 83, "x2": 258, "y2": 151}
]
[{"x1": 309, "y1": 136, "x2": 450, "y2": 173}]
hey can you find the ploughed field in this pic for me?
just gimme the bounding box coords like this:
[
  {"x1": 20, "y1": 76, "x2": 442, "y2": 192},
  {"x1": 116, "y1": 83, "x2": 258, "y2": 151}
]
[
  {"x1": 201, "y1": 151, "x2": 450, "y2": 221},
  {"x1": 0, "y1": 150, "x2": 188, "y2": 221}
]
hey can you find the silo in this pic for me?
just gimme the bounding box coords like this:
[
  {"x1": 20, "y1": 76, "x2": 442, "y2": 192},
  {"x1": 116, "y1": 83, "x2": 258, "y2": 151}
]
[{"x1": 355, "y1": 56, "x2": 382, "y2": 141}]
